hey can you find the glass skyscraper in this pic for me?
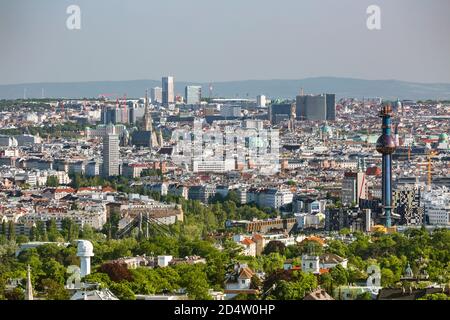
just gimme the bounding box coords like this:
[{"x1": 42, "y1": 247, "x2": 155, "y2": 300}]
[
  {"x1": 162, "y1": 76, "x2": 174, "y2": 105},
  {"x1": 185, "y1": 85, "x2": 202, "y2": 105}
]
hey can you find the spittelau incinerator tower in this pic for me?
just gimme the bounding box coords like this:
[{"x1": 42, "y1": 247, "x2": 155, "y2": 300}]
[{"x1": 376, "y1": 103, "x2": 397, "y2": 227}]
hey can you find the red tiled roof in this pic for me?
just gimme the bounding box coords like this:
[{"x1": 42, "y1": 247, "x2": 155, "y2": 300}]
[
  {"x1": 241, "y1": 238, "x2": 254, "y2": 246},
  {"x1": 252, "y1": 234, "x2": 263, "y2": 240},
  {"x1": 319, "y1": 268, "x2": 329, "y2": 274}
]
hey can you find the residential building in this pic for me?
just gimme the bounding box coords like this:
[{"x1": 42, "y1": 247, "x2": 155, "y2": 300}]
[
  {"x1": 102, "y1": 131, "x2": 120, "y2": 177},
  {"x1": 151, "y1": 87, "x2": 162, "y2": 104}
]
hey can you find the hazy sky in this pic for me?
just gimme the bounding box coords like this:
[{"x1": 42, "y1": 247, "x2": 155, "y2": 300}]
[{"x1": 1, "y1": 0, "x2": 450, "y2": 85}]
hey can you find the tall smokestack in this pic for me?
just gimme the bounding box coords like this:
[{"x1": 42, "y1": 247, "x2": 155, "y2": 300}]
[{"x1": 376, "y1": 103, "x2": 397, "y2": 228}]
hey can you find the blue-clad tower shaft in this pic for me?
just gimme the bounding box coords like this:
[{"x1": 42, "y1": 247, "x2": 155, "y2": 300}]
[{"x1": 376, "y1": 105, "x2": 396, "y2": 228}]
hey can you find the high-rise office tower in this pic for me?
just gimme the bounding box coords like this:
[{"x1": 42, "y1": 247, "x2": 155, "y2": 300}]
[
  {"x1": 103, "y1": 128, "x2": 120, "y2": 177},
  {"x1": 376, "y1": 103, "x2": 397, "y2": 227},
  {"x1": 257, "y1": 95, "x2": 266, "y2": 107},
  {"x1": 342, "y1": 172, "x2": 368, "y2": 205},
  {"x1": 269, "y1": 103, "x2": 295, "y2": 124},
  {"x1": 296, "y1": 93, "x2": 336, "y2": 121},
  {"x1": 325, "y1": 94, "x2": 336, "y2": 121},
  {"x1": 151, "y1": 87, "x2": 162, "y2": 104},
  {"x1": 162, "y1": 76, "x2": 174, "y2": 105},
  {"x1": 185, "y1": 85, "x2": 202, "y2": 105}
]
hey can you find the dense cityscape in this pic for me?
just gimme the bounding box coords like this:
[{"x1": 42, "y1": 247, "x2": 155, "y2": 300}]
[{"x1": 0, "y1": 75, "x2": 449, "y2": 301}]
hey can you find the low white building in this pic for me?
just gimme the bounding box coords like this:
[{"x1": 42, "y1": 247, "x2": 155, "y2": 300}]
[
  {"x1": 422, "y1": 187, "x2": 450, "y2": 226},
  {"x1": 254, "y1": 188, "x2": 294, "y2": 209},
  {"x1": 233, "y1": 234, "x2": 256, "y2": 257},
  {"x1": 224, "y1": 264, "x2": 258, "y2": 300},
  {"x1": 157, "y1": 255, "x2": 173, "y2": 267},
  {"x1": 192, "y1": 159, "x2": 235, "y2": 173},
  {"x1": 301, "y1": 254, "x2": 321, "y2": 274}
]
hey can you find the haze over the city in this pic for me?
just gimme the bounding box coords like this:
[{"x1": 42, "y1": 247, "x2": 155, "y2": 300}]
[{"x1": 1, "y1": 0, "x2": 450, "y2": 85}]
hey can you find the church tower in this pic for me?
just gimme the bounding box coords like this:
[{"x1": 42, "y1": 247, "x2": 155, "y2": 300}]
[
  {"x1": 143, "y1": 90, "x2": 153, "y2": 132},
  {"x1": 25, "y1": 265, "x2": 33, "y2": 300}
]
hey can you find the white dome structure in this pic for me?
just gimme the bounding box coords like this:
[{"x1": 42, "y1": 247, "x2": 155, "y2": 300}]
[
  {"x1": 76, "y1": 240, "x2": 94, "y2": 277},
  {"x1": 77, "y1": 240, "x2": 94, "y2": 257}
]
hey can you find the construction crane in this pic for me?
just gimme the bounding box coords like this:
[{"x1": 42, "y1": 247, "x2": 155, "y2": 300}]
[{"x1": 416, "y1": 150, "x2": 437, "y2": 189}]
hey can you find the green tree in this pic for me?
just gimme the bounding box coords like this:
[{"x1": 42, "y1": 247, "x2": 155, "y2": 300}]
[
  {"x1": 263, "y1": 241, "x2": 286, "y2": 256},
  {"x1": 271, "y1": 271, "x2": 318, "y2": 300},
  {"x1": 1, "y1": 221, "x2": 6, "y2": 236},
  {"x1": 110, "y1": 282, "x2": 136, "y2": 300},
  {"x1": 176, "y1": 264, "x2": 212, "y2": 300},
  {"x1": 41, "y1": 278, "x2": 70, "y2": 300},
  {"x1": 61, "y1": 218, "x2": 79, "y2": 241},
  {"x1": 356, "y1": 292, "x2": 372, "y2": 300},
  {"x1": 418, "y1": 293, "x2": 450, "y2": 300},
  {"x1": 16, "y1": 235, "x2": 29, "y2": 244},
  {"x1": 7, "y1": 221, "x2": 15, "y2": 241},
  {"x1": 330, "y1": 265, "x2": 349, "y2": 286},
  {"x1": 80, "y1": 224, "x2": 95, "y2": 240},
  {"x1": 83, "y1": 272, "x2": 112, "y2": 288},
  {"x1": 35, "y1": 221, "x2": 48, "y2": 241},
  {"x1": 381, "y1": 268, "x2": 396, "y2": 287},
  {"x1": 43, "y1": 259, "x2": 66, "y2": 284},
  {"x1": 46, "y1": 176, "x2": 59, "y2": 187},
  {"x1": 224, "y1": 190, "x2": 240, "y2": 205},
  {"x1": 5, "y1": 287, "x2": 24, "y2": 300},
  {"x1": 319, "y1": 272, "x2": 334, "y2": 294},
  {"x1": 260, "y1": 253, "x2": 285, "y2": 274},
  {"x1": 46, "y1": 219, "x2": 63, "y2": 242}
]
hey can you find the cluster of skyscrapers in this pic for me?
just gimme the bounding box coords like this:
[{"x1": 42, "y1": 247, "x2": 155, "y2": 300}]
[{"x1": 269, "y1": 92, "x2": 336, "y2": 124}]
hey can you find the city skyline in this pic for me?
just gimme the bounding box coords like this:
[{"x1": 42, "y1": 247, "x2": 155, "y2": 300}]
[{"x1": 0, "y1": 0, "x2": 449, "y2": 305}]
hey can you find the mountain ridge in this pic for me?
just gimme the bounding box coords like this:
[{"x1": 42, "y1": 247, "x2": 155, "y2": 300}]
[{"x1": 1, "y1": 77, "x2": 450, "y2": 100}]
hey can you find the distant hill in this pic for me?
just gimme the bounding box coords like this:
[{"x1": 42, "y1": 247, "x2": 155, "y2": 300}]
[{"x1": 1, "y1": 77, "x2": 450, "y2": 100}]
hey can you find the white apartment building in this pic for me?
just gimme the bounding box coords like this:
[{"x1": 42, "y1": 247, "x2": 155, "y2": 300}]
[
  {"x1": 192, "y1": 159, "x2": 235, "y2": 173},
  {"x1": 422, "y1": 187, "x2": 450, "y2": 226},
  {"x1": 258, "y1": 188, "x2": 294, "y2": 209}
]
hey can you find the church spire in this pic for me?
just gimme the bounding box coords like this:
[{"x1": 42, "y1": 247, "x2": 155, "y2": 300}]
[
  {"x1": 143, "y1": 90, "x2": 153, "y2": 132},
  {"x1": 25, "y1": 265, "x2": 33, "y2": 300}
]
